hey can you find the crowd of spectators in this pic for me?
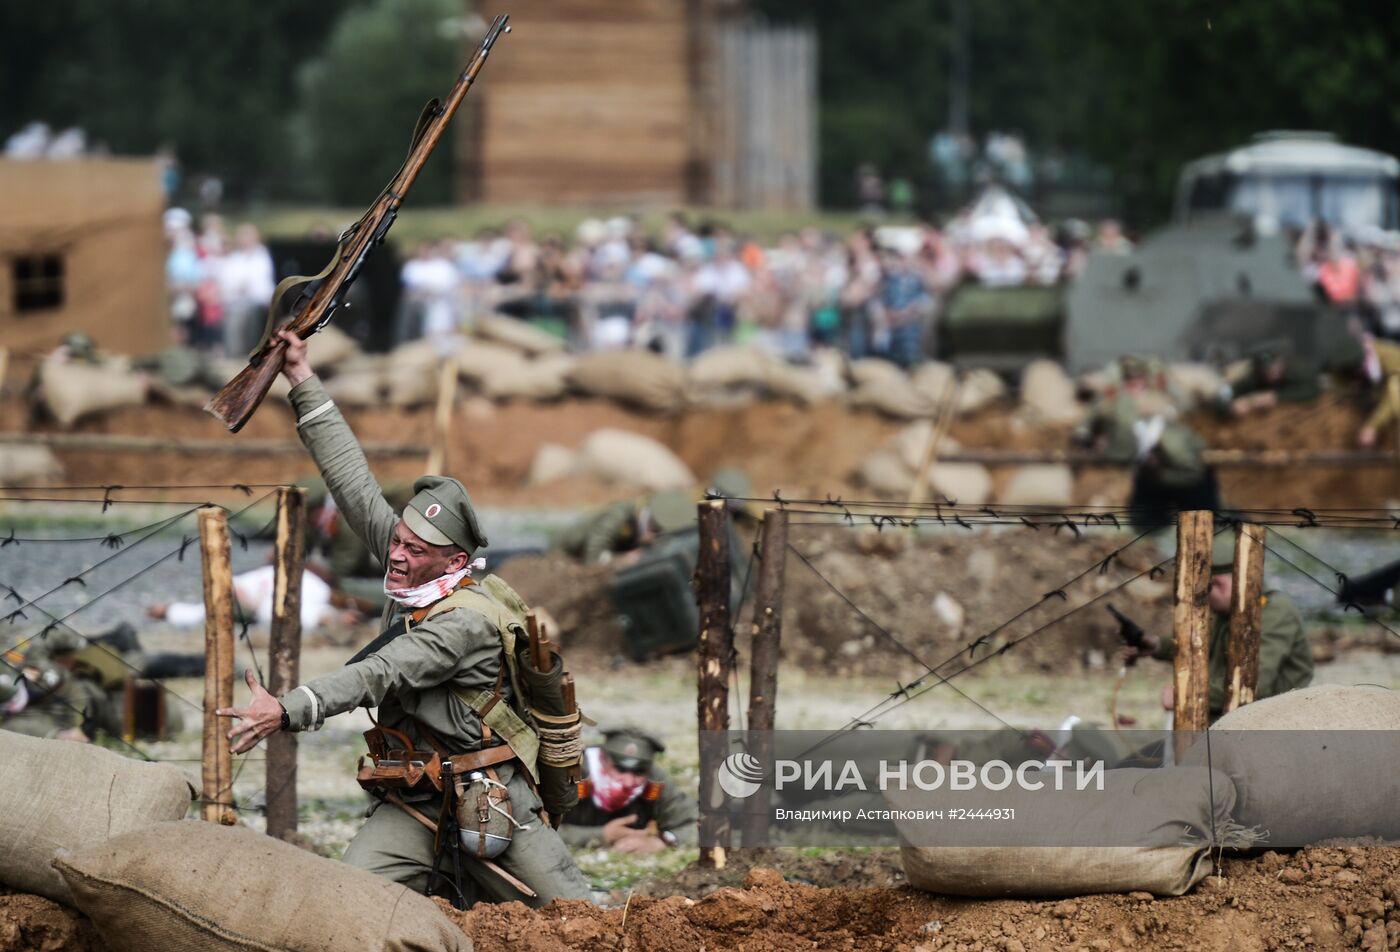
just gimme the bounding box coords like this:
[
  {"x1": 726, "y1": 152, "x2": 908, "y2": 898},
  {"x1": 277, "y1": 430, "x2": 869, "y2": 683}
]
[
  {"x1": 163, "y1": 209, "x2": 276, "y2": 357},
  {"x1": 158, "y1": 189, "x2": 1400, "y2": 368},
  {"x1": 1293, "y1": 220, "x2": 1400, "y2": 340},
  {"x1": 386, "y1": 194, "x2": 1131, "y2": 367}
]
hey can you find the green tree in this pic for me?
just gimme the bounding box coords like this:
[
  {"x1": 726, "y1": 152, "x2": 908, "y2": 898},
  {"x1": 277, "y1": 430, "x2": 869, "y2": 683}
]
[
  {"x1": 756, "y1": 0, "x2": 1400, "y2": 223},
  {"x1": 295, "y1": 0, "x2": 464, "y2": 206},
  {"x1": 0, "y1": 0, "x2": 355, "y2": 201}
]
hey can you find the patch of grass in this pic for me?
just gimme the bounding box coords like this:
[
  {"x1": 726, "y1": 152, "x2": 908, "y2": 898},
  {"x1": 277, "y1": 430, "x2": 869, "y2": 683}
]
[{"x1": 575, "y1": 845, "x2": 699, "y2": 891}]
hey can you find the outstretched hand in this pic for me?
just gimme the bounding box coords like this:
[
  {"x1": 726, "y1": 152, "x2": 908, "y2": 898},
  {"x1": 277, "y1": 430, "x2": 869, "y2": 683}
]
[{"x1": 216, "y1": 668, "x2": 285, "y2": 754}]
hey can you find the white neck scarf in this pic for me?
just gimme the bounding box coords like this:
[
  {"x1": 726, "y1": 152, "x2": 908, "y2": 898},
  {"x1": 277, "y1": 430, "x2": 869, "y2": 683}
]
[{"x1": 383, "y1": 558, "x2": 485, "y2": 609}]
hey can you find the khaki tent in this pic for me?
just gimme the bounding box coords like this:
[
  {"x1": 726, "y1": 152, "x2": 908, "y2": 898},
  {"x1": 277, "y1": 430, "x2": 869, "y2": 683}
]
[{"x1": 0, "y1": 158, "x2": 168, "y2": 356}]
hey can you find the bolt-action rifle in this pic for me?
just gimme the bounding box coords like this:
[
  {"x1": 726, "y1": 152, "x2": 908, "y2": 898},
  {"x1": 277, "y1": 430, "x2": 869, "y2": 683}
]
[{"x1": 205, "y1": 14, "x2": 511, "y2": 432}]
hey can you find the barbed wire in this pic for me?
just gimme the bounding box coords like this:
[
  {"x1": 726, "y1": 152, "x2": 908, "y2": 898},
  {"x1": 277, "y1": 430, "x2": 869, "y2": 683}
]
[
  {"x1": 786, "y1": 542, "x2": 1022, "y2": 734},
  {"x1": 1260, "y1": 530, "x2": 1400, "y2": 645},
  {"x1": 793, "y1": 547, "x2": 1183, "y2": 764},
  {"x1": 0, "y1": 483, "x2": 284, "y2": 493},
  {"x1": 712, "y1": 493, "x2": 1400, "y2": 531},
  {"x1": 2, "y1": 489, "x2": 280, "y2": 715}
]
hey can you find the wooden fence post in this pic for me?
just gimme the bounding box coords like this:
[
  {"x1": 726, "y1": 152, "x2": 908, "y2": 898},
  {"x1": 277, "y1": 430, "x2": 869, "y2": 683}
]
[
  {"x1": 1173, "y1": 510, "x2": 1214, "y2": 760},
  {"x1": 741, "y1": 508, "x2": 788, "y2": 847},
  {"x1": 266, "y1": 487, "x2": 306, "y2": 839},
  {"x1": 199, "y1": 507, "x2": 236, "y2": 825},
  {"x1": 696, "y1": 499, "x2": 733, "y2": 869},
  {"x1": 425, "y1": 355, "x2": 458, "y2": 476},
  {"x1": 1224, "y1": 523, "x2": 1266, "y2": 714}
]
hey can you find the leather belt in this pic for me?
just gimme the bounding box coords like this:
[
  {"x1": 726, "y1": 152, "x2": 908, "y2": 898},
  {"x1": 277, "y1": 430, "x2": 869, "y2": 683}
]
[{"x1": 448, "y1": 744, "x2": 516, "y2": 773}]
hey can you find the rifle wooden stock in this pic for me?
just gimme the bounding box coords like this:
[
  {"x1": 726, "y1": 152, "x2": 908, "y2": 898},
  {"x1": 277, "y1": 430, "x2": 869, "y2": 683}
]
[
  {"x1": 204, "y1": 13, "x2": 511, "y2": 433},
  {"x1": 205, "y1": 339, "x2": 288, "y2": 432}
]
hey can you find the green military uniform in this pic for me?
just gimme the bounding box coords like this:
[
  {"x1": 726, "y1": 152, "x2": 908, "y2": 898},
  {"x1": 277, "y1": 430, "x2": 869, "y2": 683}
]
[
  {"x1": 554, "y1": 490, "x2": 694, "y2": 565},
  {"x1": 557, "y1": 730, "x2": 698, "y2": 849},
  {"x1": 1228, "y1": 351, "x2": 1321, "y2": 405},
  {"x1": 1362, "y1": 339, "x2": 1400, "y2": 437},
  {"x1": 1078, "y1": 359, "x2": 1217, "y2": 530},
  {"x1": 2, "y1": 634, "x2": 130, "y2": 740},
  {"x1": 1152, "y1": 538, "x2": 1314, "y2": 716},
  {"x1": 281, "y1": 375, "x2": 588, "y2": 906}
]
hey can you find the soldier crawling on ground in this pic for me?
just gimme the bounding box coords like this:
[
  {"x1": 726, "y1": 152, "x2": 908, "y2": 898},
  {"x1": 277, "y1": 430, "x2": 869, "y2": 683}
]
[{"x1": 1075, "y1": 355, "x2": 1218, "y2": 530}]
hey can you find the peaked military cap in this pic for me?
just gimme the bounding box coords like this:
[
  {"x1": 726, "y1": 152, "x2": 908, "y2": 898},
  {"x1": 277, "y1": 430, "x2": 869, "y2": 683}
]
[
  {"x1": 602, "y1": 727, "x2": 665, "y2": 772},
  {"x1": 402, "y1": 475, "x2": 489, "y2": 555}
]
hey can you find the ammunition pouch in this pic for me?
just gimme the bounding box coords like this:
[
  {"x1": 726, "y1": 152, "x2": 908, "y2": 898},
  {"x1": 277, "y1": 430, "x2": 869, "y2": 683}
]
[{"x1": 355, "y1": 720, "x2": 443, "y2": 794}]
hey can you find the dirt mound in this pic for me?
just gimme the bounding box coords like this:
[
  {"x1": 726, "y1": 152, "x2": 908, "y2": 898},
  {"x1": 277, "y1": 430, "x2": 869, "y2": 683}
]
[
  {"x1": 7, "y1": 846, "x2": 1397, "y2": 951},
  {"x1": 774, "y1": 527, "x2": 1170, "y2": 677},
  {"x1": 442, "y1": 846, "x2": 1400, "y2": 952},
  {"x1": 1, "y1": 385, "x2": 1392, "y2": 510},
  {"x1": 0, "y1": 890, "x2": 104, "y2": 952},
  {"x1": 504, "y1": 553, "x2": 624, "y2": 655},
  {"x1": 497, "y1": 529, "x2": 1172, "y2": 674}
]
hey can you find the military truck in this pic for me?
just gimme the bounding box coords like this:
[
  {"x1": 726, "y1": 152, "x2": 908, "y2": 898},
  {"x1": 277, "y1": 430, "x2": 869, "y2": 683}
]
[
  {"x1": 1064, "y1": 132, "x2": 1396, "y2": 373},
  {"x1": 937, "y1": 133, "x2": 1395, "y2": 375}
]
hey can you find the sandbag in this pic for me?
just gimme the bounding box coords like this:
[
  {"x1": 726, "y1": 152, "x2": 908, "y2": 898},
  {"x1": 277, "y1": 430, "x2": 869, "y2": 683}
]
[
  {"x1": 381, "y1": 342, "x2": 446, "y2": 407},
  {"x1": 856, "y1": 450, "x2": 914, "y2": 496},
  {"x1": 475, "y1": 312, "x2": 566, "y2": 356},
  {"x1": 568, "y1": 351, "x2": 687, "y2": 413},
  {"x1": 688, "y1": 345, "x2": 772, "y2": 390},
  {"x1": 304, "y1": 323, "x2": 361, "y2": 370},
  {"x1": 0, "y1": 445, "x2": 63, "y2": 484},
  {"x1": 484, "y1": 354, "x2": 574, "y2": 401},
  {"x1": 999, "y1": 465, "x2": 1075, "y2": 506},
  {"x1": 53, "y1": 820, "x2": 470, "y2": 952},
  {"x1": 1183, "y1": 684, "x2": 1400, "y2": 846},
  {"x1": 1019, "y1": 359, "x2": 1083, "y2": 425},
  {"x1": 909, "y1": 361, "x2": 957, "y2": 405},
  {"x1": 891, "y1": 422, "x2": 961, "y2": 472},
  {"x1": 929, "y1": 462, "x2": 992, "y2": 505},
  {"x1": 766, "y1": 361, "x2": 840, "y2": 404},
  {"x1": 321, "y1": 359, "x2": 387, "y2": 408},
  {"x1": 848, "y1": 358, "x2": 905, "y2": 388},
  {"x1": 895, "y1": 766, "x2": 1238, "y2": 897},
  {"x1": 528, "y1": 443, "x2": 578, "y2": 485},
  {"x1": 0, "y1": 730, "x2": 191, "y2": 905},
  {"x1": 455, "y1": 341, "x2": 528, "y2": 388},
  {"x1": 957, "y1": 369, "x2": 1007, "y2": 415},
  {"x1": 1168, "y1": 362, "x2": 1227, "y2": 408},
  {"x1": 848, "y1": 376, "x2": 938, "y2": 420},
  {"x1": 575, "y1": 428, "x2": 694, "y2": 490},
  {"x1": 38, "y1": 361, "x2": 148, "y2": 427}
]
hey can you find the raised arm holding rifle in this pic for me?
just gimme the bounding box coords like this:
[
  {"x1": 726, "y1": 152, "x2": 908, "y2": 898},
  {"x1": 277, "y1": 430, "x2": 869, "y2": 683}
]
[{"x1": 205, "y1": 14, "x2": 511, "y2": 433}]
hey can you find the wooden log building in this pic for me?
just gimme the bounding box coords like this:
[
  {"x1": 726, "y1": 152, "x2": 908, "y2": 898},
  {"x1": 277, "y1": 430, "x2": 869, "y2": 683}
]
[
  {"x1": 457, "y1": 0, "x2": 816, "y2": 209},
  {"x1": 0, "y1": 158, "x2": 168, "y2": 356}
]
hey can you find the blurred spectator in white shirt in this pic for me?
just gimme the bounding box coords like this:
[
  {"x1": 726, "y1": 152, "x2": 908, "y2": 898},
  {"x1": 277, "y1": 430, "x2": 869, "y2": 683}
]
[{"x1": 217, "y1": 224, "x2": 276, "y2": 356}]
